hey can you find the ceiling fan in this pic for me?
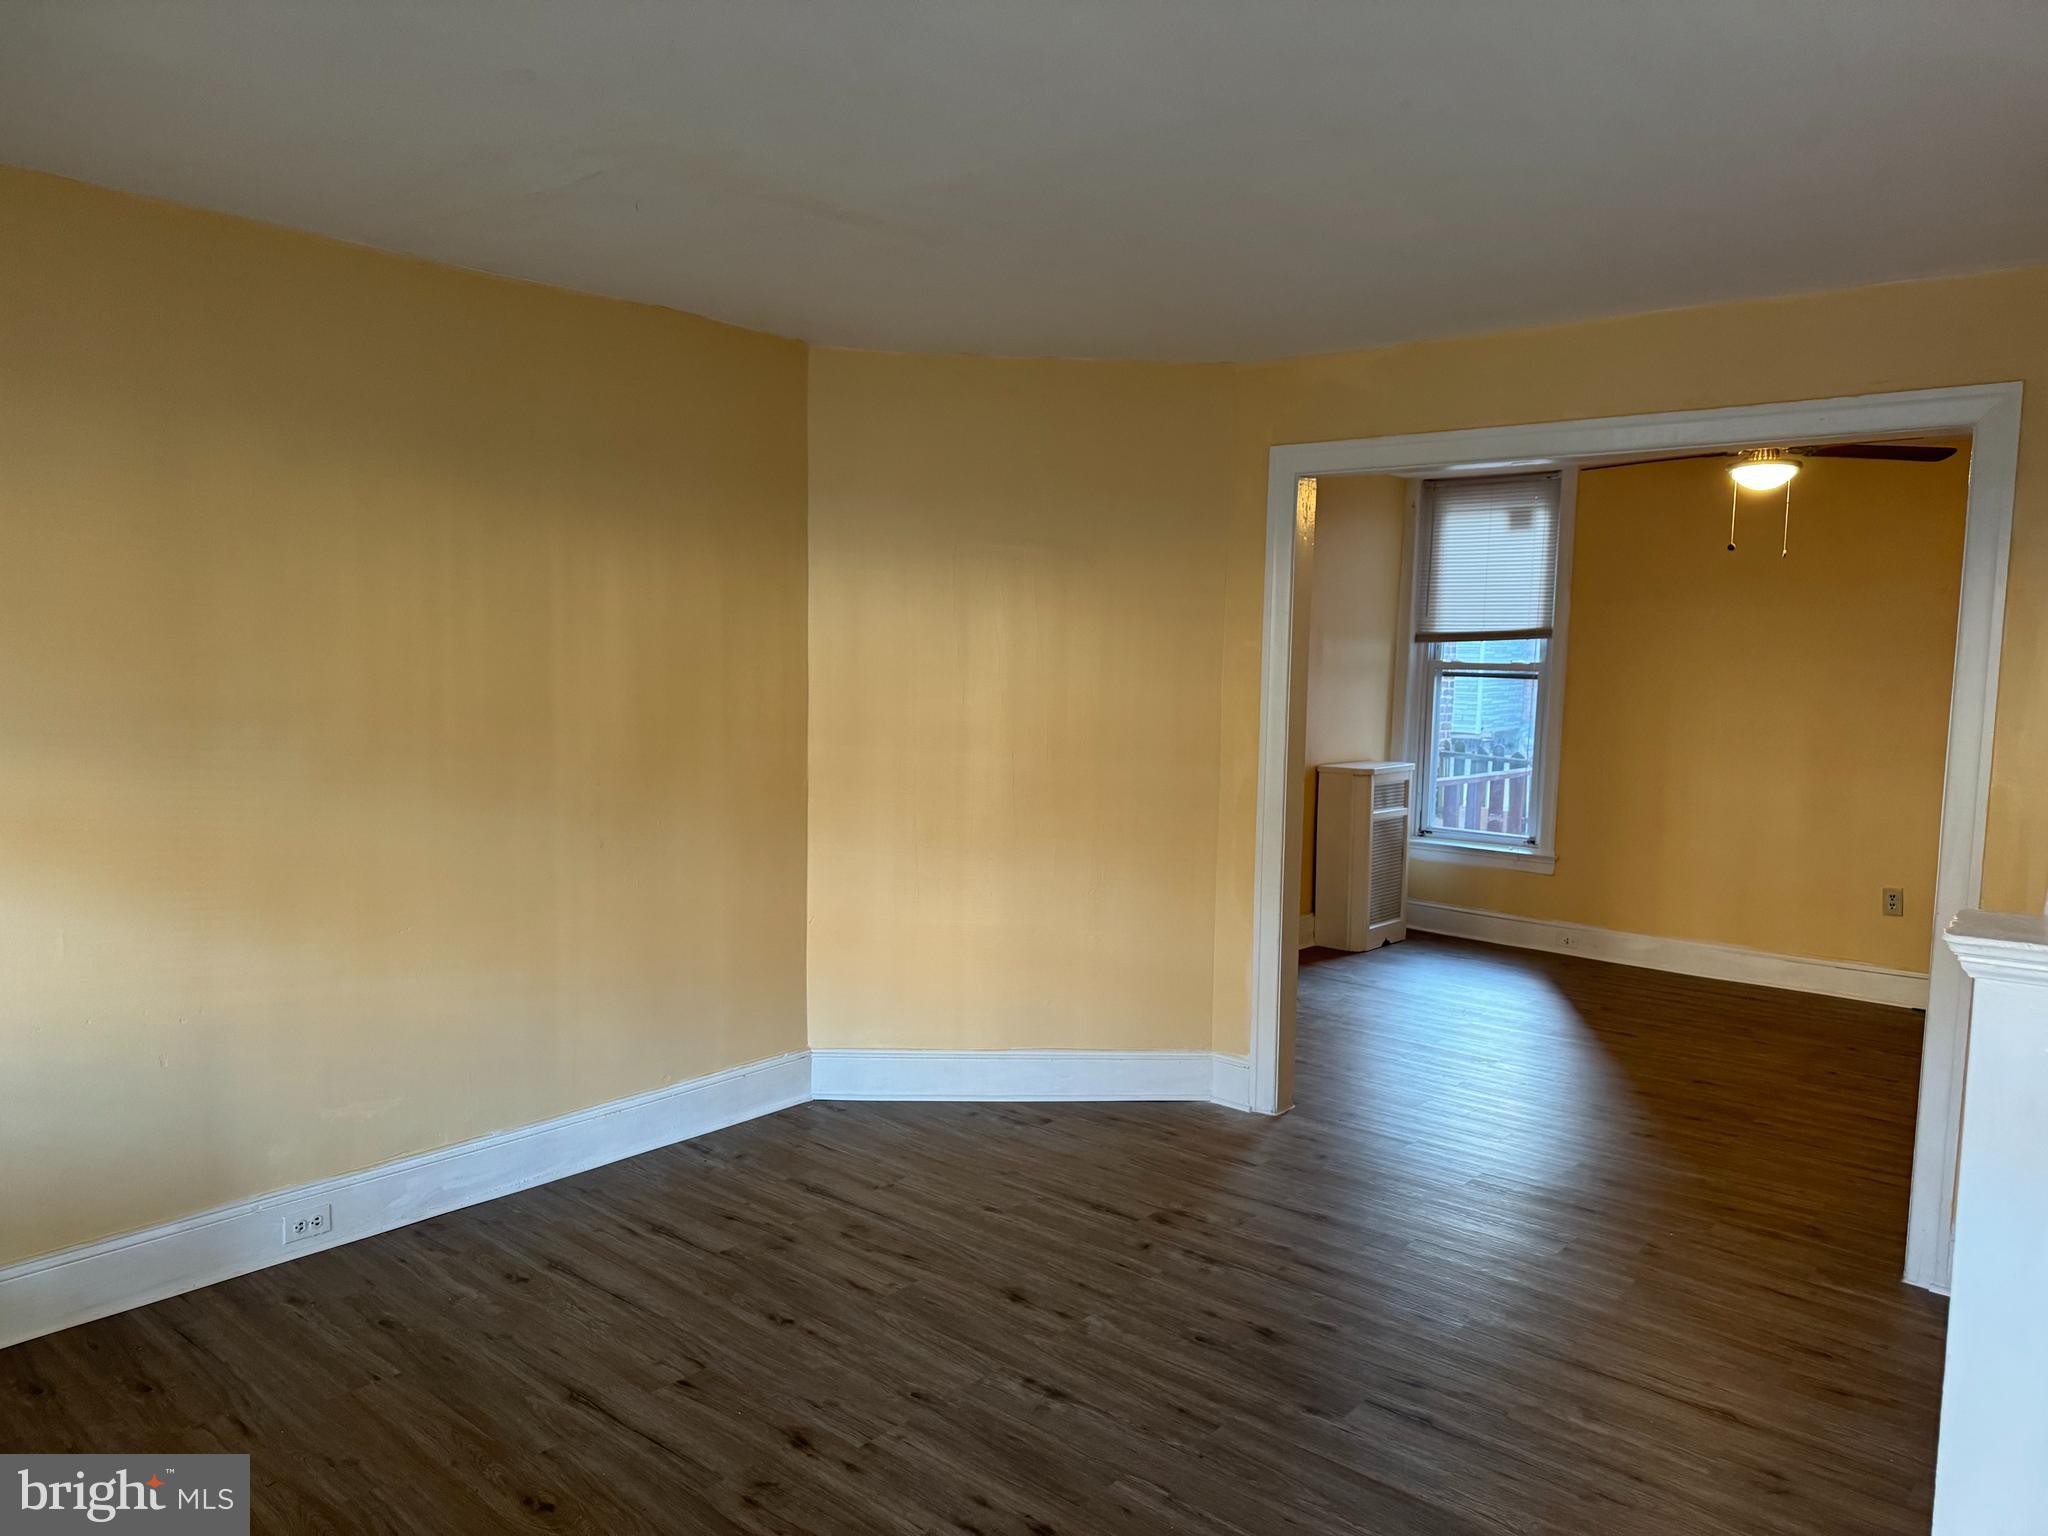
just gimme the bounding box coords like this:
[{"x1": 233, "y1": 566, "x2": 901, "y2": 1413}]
[{"x1": 1596, "y1": 441, "x2": 1956, "y2": 555}]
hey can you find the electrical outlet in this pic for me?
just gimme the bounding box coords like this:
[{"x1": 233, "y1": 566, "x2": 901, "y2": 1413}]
[
  {"x1": 282, "y1": 1202, "x2": 333, "y2": 1245},
  {"x1": 1883, "y1": 887, "x2": 1906, "y2": 918}
]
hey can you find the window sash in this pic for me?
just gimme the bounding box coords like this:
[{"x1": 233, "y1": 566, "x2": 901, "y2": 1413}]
[
  {"x1": 1416, "y1": 645, "x2": 1548, "y2": 847},
  {"x1": 1428, "y1": 661, "x2": 1542, "y2": 677}
]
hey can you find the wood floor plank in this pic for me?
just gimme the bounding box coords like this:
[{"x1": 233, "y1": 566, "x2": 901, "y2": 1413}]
[{"x1": 0, "y1": 936, "x2": 1945, "y2": 1532}]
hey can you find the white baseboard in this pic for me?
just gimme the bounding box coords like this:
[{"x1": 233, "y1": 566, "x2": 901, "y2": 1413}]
[
  {"x1": 1209, "y1": 1052, "x2": 1253, "y2": 1110},
  {"x1": 0, "y1": 1044, "x2": 1259, "y2": 1349},
  {"x1": 1408, "y1": 901, "x2": 1930, "y2": 1009},
  {"x1": 810, "y1": 1048, "x2": 1248, "y2": 1106},
  {"x1": 0, "y1": 1049, "x2": 812, "y2": 1351},
  {"x1": 1298, "y1": 914, "x2": 1316, "y2": 950}
]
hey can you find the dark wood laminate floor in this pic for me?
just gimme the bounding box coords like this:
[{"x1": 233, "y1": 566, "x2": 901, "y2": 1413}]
[{"x1": 0, "y1": 936, "x2": 1946, "y2": 1534}]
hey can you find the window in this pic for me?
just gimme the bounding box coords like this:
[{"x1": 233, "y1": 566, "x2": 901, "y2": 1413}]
[{"x1": 1407, "y1": 471, "x2": 1570, "y2": 865}]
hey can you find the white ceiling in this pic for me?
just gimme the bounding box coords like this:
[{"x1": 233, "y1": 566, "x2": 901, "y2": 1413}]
[{"x1": 5, "y1": 1, "x2": 2047, "y2": 361}]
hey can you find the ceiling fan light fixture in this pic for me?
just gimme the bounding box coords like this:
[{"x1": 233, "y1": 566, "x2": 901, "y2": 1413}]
[{"x1": 1729, "y1": 452, "x2": 1800, "y2": 492}]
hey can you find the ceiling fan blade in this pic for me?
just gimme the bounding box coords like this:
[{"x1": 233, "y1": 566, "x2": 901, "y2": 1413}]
[
  {"x1": 1585, "y1": 450, "x2": 1733, "y2": 472},
  {"x1": 1795, "y1": 443, "x2": 1957, "y2": 462}
]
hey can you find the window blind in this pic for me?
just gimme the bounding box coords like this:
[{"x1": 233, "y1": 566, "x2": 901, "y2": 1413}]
[{"x1": 1415, "y1": 472, "x2": 1561, "y2": 641}]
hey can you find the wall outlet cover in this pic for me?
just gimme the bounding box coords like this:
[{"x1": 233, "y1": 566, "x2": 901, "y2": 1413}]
[{"x1": 281, "y1": 1202, "x2": 334, "y2": 1245}]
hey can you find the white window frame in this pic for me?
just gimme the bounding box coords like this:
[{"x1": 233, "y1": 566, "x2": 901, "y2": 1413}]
[{"x1": 1393, "y1": 466, "x2": 1576, "y2": 875}]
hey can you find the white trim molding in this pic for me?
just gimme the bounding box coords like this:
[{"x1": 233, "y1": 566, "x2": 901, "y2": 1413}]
[
  {"x1": 0, "y1": 1046, "x2": 1258, "y2": 1349},
  {"x1": 1409, "y1": 839, "x2": 1556, "y2": 876},
  {"x1": 811, "y1": 1049, "x2": 1249, "y2": 1106},
  {"x1": 1932, "y1": 911, "x2": 2048, "y2": 1533},
  {"x1": 1254, "y1": 383, "x2": 2021, "y2": 1292},
  {"x1": 1943, "y1": 908, "x2": 2048, "y2": 986},
  {"x1": 0, "y1": 1049, "x2": 812, "y2": 1352},
  {"x1": 1209, "y1": 1052, "x2": 1254, "y2": 1110},
  {"x1": 1410, "y1": 901, "x2": 1930, "y2": 1009}
]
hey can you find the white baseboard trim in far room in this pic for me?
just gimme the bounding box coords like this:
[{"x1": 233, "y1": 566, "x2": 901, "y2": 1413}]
[
  {"x1": 811, "y1": 1048, "x2": 1248, "y2": 1105},
  {"x1": 0, "y1": 1049, "x2": 813, "y2": 1352},
  {"x1": 1298, "y1": 914, "x2": 1316, "y2": 949},
  {"x1": 1408, "y1": 901, "x2": 1930, "y2": 1009}
]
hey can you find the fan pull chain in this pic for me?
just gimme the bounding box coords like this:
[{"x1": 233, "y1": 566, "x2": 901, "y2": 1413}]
[
  {"x1": 1780, "y1": 479, "x2": 1793, "y2": 557},
  {"x1": 1727, "y1": 481, "x2": 1738, "y2": 552}
]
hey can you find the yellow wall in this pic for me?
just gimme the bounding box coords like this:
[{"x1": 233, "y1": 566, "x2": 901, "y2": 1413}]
[
  {"x1": 1300, "y1": 474, "x2": 1409, "y2": 915},
  {"x1": 1215, "y1": 265, "x2": 2048, "y2": 1055},
  {"x1": 0, "y1": 168, "x2": 810, "y2": 1265},
  {"x1": 1409, "y1": 451, "x2": 1968, "y2": 972},
  {"x1": 12, "y1": 163, "x2": 2048, "y2": 1241},
  {"x1": 805, "y1": 348, "x2": 1236, "y2": 1050}
]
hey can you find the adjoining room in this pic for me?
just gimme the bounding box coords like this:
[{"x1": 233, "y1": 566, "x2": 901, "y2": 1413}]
[
  {"x1": 1286, "y1": 441, "x2": 1972, "y2": 1526},
  {"x1": 1302, "y1": 442, "x2": 1968, "y2": 991}
]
